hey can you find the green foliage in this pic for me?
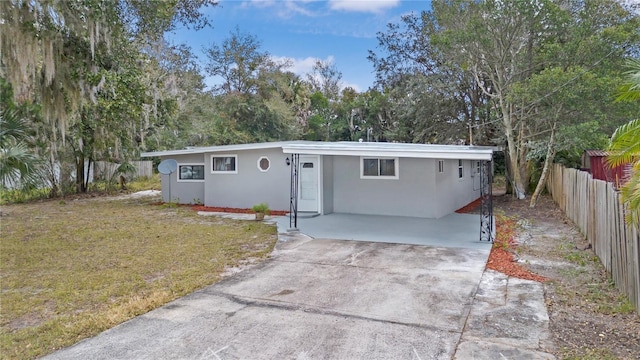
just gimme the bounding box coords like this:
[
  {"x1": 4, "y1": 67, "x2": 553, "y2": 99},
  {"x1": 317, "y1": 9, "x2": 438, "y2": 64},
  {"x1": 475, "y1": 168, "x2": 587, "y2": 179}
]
[
  {"x1": 1, "y1": 0, "x2": 217, "y2": 194},
  {"x1": 252, "y1": 202, "x2": 271, "y2": 215},
  {"x1": 127, "y1": 174, "x2": 161, "y2": 192},
  {"x1": 369, "y1": 0, "x2": 639, "y2": 201},
  {"x1": 0, "y1": 94, "x2": 45, "y2": 190},
  {"x1": 616, "y1": 59, "x2": 640, "y2": 102},
  {"x1": 0, "y1": 187, "x2": 51, "y2": 204},
  {"x1": 608, "y1": 59, "x2": 640, "y2": 225}
]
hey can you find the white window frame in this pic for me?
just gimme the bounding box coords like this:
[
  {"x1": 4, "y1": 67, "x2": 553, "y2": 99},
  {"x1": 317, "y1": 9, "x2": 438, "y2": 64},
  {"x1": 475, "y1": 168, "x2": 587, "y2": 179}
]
[
  {"x1": 360, "y1": 157, "x2": 399, "y2": 180},
  {"x1": 210, "y1": 154, "x2": 238, "y2": 174},
  {"x1": 458, "y1": 159, "x2": 464, "y2": 180},
  {"x1": 472, "y1": 160, "x2": 481, "y2": 177},
  {"x1": 257, "y1": 156, "x2": 270, "y2": 172},
  {"x1": 438, "y1": 160, "x2": 445, "y2": 174},
  {"x1": 177, "y1": 164, "x2": 205, "y2": 182}
]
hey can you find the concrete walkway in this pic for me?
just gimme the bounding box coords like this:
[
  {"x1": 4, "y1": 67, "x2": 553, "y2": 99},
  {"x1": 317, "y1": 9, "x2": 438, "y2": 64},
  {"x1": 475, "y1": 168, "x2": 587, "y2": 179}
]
[{"x1": 44, "y1": 217, "x2": 555, "y2": 360}]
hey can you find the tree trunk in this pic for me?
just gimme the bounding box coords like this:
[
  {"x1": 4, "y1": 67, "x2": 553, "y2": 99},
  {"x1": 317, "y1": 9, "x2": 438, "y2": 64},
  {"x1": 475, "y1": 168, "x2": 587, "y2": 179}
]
[
  {"x1": 84, "y1": 157, "x2": 92, "y2": 191},
  {"x1": 76, "y1": 153, "x2": 86, "y2": 193},
  {"x1": 530, "y1": 122, "x2": 557, "y2": 207},
  {"x1": 500, "y1": 99, "x2": 526, "y2": 199}
]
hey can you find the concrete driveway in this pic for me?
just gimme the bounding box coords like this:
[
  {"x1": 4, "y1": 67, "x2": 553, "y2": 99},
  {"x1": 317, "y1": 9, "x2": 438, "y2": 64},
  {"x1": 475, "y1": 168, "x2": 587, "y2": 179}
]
[{"x1": 44, "y1": 231, "x2": 554, "y2": 359}]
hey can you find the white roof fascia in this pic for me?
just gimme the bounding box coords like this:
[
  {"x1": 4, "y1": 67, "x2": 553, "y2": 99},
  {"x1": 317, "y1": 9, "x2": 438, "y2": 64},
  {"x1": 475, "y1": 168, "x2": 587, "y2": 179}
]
[
  {"x1": 281, "y1": 143, "x2": 494, "y2": 161},
  {"x1": 141, "y1": 141, "x2": 303, "y2": 158},
  {"x1": 142, "y1": 141, "x2": 495, "y2": 161}
]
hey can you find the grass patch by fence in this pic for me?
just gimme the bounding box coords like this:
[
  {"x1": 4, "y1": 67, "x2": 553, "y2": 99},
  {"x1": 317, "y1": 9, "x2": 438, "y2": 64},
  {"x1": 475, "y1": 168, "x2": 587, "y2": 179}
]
[
  {"x1": 547, "y1": 163, "x2": 640, "y2": 315},
  {"x1": 0, "y1": 195, "x2": 277, "y2": 359}
]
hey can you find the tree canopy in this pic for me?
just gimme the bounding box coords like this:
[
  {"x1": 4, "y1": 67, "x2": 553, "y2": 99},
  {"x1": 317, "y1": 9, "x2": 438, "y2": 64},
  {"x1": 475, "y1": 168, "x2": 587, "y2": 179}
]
[
  {"x1": 1, "y1": 0, "x2": 638, "y2": 204},
  {"x1": 368, "y1": 0, "x2": 640, "y2": 202}
]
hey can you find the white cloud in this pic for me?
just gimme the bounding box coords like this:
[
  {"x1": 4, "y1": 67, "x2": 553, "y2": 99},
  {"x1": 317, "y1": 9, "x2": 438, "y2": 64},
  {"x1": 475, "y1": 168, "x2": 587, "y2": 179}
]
[
  {"x1": 272, "y1": 55, "x2": 362, "y2": 92},
  {"x1": 328, "y1": 0, "x2": 400, "y2": 13},
  {"x1": 272, "y1": 55, "x2": 334, "y2": 78},
  {"x1": 340, "y1": 81, "x2": 362, "y2": 92},
  {"x1": 241, "y1": 0, "x2": 317, "y2": 18}
]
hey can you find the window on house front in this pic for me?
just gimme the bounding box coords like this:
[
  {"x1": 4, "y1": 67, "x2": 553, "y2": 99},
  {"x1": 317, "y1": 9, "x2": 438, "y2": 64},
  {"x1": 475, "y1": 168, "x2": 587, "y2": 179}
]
[
  {"x1": 458, "y1": 159, "x2": 464, "y2": 179},
  {"x1": 179, "y1": 165, "x2": 205, "y2": 181},
  {"x1": 211, "y1": 155, "x2": 237, "y2": 173},
  {"x1": 475, "y1": 161, "x2": 481, "y2": 176},
  {"x1": 361, "y1": 157, "x2": 398, "y2": 179},
  {"x1": 438, "y1": 160, "x2": 445, "y2": 173}
]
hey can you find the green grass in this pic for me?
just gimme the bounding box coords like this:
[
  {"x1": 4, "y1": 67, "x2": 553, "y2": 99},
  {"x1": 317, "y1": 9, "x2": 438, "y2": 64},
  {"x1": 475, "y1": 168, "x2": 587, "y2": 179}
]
[
  {"x1": 562, "y1": 348, "x2": 618, "y2": 360},
  {"x1": 0, "y1": 195, "x2": 277, "y2": 359},
  {"x1": 0, "y1": 174, "x2": 162, "y2": 205},
  {"x1": 0, "y1": 187, "x2": 52, "y2": 204}
]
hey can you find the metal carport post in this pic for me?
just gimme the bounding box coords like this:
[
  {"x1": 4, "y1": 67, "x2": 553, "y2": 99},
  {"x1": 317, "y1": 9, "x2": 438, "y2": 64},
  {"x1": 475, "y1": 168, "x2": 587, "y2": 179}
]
[
  {"x1": 289, "y1": 153, "x2": 299, "y2": 230},
  {"x1": 480, "y1": 159, "x2": 494, "y2": 243}
]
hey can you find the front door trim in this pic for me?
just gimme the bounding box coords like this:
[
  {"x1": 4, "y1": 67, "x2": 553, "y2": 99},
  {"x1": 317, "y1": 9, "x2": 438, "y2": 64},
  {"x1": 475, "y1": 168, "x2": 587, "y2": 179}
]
[{"x1": 298, "y1": 155, "x2": 321, "y2": 213}]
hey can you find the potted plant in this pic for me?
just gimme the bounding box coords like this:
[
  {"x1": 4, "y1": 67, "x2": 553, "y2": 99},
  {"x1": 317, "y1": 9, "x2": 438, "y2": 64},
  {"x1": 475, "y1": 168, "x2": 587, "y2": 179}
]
[{"x1": 252, "y1": 202, "x2": 271, "y2": 221}]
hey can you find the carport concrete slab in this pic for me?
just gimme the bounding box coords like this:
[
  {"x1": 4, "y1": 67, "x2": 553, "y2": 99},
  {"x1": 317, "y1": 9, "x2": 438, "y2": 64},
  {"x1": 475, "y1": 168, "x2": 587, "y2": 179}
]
[
  {"x1": 44, "y1": 238, "x2": 490, "y2": 360},
  {"x1": 275, "y1": 212, "x2": 492, "y2": 250}
]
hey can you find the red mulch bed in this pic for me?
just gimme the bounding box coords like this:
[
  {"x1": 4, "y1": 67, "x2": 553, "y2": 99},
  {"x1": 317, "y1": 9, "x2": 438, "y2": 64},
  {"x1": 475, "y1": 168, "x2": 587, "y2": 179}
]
[
  {"x1": 455, "y1": 197, "x2": 482, "y2": 213},
  {"x1": 191, "y1": 205, "x2": 289, "y2": 216},
  {"x1": 151, "y1": 202, "x2": 289, "y2": 216},
  {"x1": 457, "y1": 197, "x2": 546, "y2": 283}
]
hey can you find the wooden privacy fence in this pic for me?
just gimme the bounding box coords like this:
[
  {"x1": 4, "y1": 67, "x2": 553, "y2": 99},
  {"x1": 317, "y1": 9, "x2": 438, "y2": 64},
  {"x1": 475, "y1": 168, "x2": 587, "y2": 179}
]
[
  {"x1": 93, "y1": 161, "x2": 153, "y2": 181},
  {"x1": 547, "y1": 163, "x2": 640, "y2": 315}
]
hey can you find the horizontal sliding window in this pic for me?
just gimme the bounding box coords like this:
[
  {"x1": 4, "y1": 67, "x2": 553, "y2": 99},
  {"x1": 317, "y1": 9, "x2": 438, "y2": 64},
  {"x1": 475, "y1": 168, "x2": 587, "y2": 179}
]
[
  {"x1": 361, "y1": 157, "x2": 398, "y2": 179},
  {"x1": 179, "y1": 164, "x2": 205, "y2": 181}
]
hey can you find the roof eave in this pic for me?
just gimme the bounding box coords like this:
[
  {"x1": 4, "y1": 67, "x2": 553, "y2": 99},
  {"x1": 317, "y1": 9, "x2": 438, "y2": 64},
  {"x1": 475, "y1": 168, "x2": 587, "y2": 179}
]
[{"x1": 281, "y1": 146, "x2": 493, "y2": 161}]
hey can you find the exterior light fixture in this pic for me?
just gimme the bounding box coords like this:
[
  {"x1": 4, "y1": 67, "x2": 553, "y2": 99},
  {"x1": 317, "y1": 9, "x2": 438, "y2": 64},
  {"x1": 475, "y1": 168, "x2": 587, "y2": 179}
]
[{"x1": 285, "y1": 157, "x2": 290, "y2": 166}]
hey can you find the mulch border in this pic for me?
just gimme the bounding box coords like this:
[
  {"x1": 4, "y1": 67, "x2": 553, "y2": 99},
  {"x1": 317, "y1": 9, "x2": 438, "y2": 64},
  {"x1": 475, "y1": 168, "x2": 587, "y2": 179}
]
[{"x1": 456, "y1": 196, "x2": 547, "y2": 283}]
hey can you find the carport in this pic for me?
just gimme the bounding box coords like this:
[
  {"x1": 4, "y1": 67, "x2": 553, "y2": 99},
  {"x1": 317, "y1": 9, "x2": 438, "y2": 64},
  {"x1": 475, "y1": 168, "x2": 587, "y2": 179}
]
[
  {"x1": 281, "y1": 142, "x2": 496, "y2": 243},
  {"x1": 275, "y1": 212, "x2": 492, "y2": 250}
]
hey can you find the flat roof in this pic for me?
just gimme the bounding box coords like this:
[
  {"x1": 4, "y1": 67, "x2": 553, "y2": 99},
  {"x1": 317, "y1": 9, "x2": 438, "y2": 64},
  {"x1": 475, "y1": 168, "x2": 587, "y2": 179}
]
[
  {"x1": 142, "y1": 141, "x2": 495, "y2": 160},
  {"x1": 140, "y1": 141, "x2": 311, "y2": 157},
  {"x1": 281, "y1": 141, "x2": 494, "y2": 160}
]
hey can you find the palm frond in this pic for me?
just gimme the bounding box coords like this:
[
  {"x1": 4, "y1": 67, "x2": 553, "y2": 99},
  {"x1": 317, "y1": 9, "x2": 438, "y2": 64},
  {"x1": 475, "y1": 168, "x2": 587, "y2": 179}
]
[
  {"x1": 0, "y1": 142, "x2": 45, "y2": 189},
  {"x1": 615, "y1": 58, "x2": 640, "y2": 103},
  {"x1": 0, "y1": 108, "x2": 30, "y2": 146},
  {"x1": 619, "y1": 167, "x2": 640, "y2": 226},
  {"x1": 607, "y1": 118, "x2": 640, "y2": 167}
]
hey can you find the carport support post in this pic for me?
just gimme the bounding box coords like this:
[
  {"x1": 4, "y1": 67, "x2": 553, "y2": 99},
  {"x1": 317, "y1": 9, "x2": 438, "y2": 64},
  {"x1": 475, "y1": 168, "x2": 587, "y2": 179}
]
[
  {"x1": 289, "y1": 153, "x2": 299, "y2": 230},
  {"x1": 480, "y1": 159, "x2": 494, "y2": 242}
]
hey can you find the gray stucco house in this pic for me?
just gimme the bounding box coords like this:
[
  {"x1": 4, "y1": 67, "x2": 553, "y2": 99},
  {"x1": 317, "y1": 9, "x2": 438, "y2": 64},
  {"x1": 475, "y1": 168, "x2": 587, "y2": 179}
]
[{"x1": 141, "y1": 141, "x2": 495, "y2": 223}]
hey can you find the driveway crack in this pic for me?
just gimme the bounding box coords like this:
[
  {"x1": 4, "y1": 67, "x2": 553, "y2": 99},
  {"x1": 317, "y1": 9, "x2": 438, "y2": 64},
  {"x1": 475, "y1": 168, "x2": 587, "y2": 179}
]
[{"x1": 209, "y1": 290, "x2": 458, "y2": 334}]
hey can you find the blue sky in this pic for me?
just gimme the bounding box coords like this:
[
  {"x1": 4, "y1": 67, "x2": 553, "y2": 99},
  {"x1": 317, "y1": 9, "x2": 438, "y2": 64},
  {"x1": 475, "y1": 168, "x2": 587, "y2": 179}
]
[{"x1": 166, "y1": 0, "x2": 433, "y2": 92}]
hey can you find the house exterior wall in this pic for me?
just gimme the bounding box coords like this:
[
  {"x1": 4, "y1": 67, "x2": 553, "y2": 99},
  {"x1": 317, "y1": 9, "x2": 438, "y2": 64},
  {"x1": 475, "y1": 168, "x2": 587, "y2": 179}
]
[
  {"x1": 322, "y1": 155, "x2": 334, "y2": 214},
  {"x1": 434, "y1": 159, "x2": 482, "y2": 218},
  {"x1": 157, "y1": 146, "x2": 485, "y2": 217},
  {"x1": 331, "y1": 156, "x2": 436, "y2": 218},
  {"x1": 161, "y1": 153, "x2": 205, "y2": 204},
  {"x1": 203, "y1": 148, "x2": 291, "y2": 211}
]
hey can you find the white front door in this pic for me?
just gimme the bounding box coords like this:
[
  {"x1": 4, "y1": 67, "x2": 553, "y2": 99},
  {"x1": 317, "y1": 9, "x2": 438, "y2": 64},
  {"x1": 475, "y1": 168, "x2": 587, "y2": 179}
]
[{"x1": 298, "y1": 156, "x2": 319, "y2": 212}]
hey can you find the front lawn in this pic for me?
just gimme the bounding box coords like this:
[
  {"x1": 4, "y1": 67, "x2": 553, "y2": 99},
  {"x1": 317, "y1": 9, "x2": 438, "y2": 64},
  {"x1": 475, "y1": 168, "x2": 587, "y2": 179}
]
[{"x1": 0, "y1": 195, "x2": 277, "y2": 359}]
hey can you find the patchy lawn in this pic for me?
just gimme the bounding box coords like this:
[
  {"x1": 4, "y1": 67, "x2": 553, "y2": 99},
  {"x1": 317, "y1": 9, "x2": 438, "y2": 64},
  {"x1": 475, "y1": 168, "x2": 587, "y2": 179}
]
[{"x1": 0, "y1": 195, "x2": 278, "y2": 359}]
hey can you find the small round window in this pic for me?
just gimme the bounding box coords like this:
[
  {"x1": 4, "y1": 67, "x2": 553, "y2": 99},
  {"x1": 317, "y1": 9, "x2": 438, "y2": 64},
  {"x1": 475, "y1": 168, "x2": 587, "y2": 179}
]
[{"x1": 257, "y1": 156, "x2": 270, "y2": 172}]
